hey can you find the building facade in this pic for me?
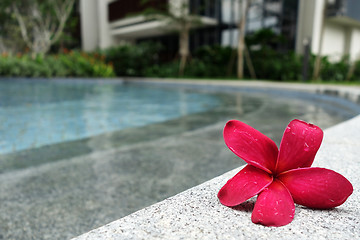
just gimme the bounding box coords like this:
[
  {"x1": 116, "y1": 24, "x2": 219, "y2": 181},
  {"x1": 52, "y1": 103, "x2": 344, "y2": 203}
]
[
  {"x1": 80, "y1": 0, "x2": 360, "y2": 61},
  {"x1": 296, "y1": 0, "x2": 360, "y2": 62}
]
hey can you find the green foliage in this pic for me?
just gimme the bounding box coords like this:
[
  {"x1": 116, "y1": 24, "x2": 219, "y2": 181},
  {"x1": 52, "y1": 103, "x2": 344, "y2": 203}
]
[
  {"x1": 351, "y1": 60, "x2": 360, "y2": 81},
  {"x1": 143, "y1": 45, "x2": 233, "y2": 78},
  {"x1": 189, "y1": 45, "x2": 233, "y2": 77},
  {"x1": 248, "y1": 47, "x2": 302, "y2": 81},
  {"x1": 94, "y1": 32, "x2": 359, "y2": 82},
  {"x1": 319, "y1": 56, "x2": 349, "y2": 82},
  {"x1": 50, "y1": 4, "x2": 81, "y2": 53},
  {"x1": 245, "y1": 29, "x2": 301, "y2": 81},
  {"x1": 2, "y1": 28, "x2": 353, "y2": 81},
  {"x1": 0, "y1": 51, "x2": 115, "y2": 78},
  {"x1": 144, "y1": 61, "x2": 180, "y2": 78},
  {"x1": 98, "y1": 42, "x2": 162, "y2": 77},
  {"x1": 246, "y1": 28, "x2": 287, "y2": 48},
  {"x1": 141, "y1": 40, "x2": 360, "y2": 82},
  {"x1": 243, "y1": 28, "x2": 360, "y2": 82}
]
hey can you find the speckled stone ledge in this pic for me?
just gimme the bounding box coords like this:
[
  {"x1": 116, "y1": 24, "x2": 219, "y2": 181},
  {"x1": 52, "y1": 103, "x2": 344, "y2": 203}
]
[{"x1": 73, "y1": 112, "x2": 360, "y2": 240}]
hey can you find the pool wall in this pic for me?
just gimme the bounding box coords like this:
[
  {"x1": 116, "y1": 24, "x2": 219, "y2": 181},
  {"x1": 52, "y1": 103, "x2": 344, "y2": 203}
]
[{"x1": 73, "y1": 79, "x2": 360, "y2": 240}]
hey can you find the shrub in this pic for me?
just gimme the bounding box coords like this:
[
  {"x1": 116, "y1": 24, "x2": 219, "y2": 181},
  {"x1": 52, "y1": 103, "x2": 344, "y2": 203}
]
[
  {"x1": 320, "y1": 56, "x2": 349, "y2": 82},
  {"x1": 99, "y1": 42, "x2": 162, "y2": 77},
  {"x1": 143, "y1": 45, "x2": 233, "y2": 79},
  {"x1": 351, "y1": 60, "x2": 360, "y2": 81},
  {"x1": 245, "y1": 29, "x2": 302, "y2": 81},
  {"x1": 189, "y1": 45, "x2": 233, "y2": 77},
  {"x1": 0, "y1": 51, "x2": 115, "y2": 78},
  {"x1": 144, "y1": 61, "x2": 179, "y2": 78}
]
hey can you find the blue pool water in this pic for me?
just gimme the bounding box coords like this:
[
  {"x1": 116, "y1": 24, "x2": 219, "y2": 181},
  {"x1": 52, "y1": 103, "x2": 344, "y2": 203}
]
[{"x1": 0, "y1": 79, "x2": 219, "y2": 154}]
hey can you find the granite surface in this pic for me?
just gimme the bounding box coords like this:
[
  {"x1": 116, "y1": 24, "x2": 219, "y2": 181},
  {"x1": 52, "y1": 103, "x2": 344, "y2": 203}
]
[{"x1": 72, "y1": 80, "x2": 360, "y2": 240}]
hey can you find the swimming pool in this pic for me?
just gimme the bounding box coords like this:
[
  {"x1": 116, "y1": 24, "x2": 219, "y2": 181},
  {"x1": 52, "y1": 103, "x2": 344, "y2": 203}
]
[
  {"x1": 0, "y1": 79, "x2": 219, "y2": 154},
  {"x1": 0, "y1": 79, "x2": 358, "y2": 240}
]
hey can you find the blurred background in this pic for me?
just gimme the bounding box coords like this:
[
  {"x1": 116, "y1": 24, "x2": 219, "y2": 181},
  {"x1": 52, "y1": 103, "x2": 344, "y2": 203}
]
[
  {"x1": 1, "y1": 0, "x2": 360, "y2": 81},
  {"x1": 0, "y1": 0, "x2": 360, "y2": 82}
]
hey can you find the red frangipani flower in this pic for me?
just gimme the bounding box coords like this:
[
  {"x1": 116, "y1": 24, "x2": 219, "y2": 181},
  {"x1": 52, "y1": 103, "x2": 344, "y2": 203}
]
[{"x1": 218, "y1": 119, "x2": 353, "y2": 227}]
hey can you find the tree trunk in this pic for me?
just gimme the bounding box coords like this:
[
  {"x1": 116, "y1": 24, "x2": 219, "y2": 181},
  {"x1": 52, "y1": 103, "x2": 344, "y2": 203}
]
[
  {"x1": 346, "y1": 53, "x2": 360, "y2": 81},
  {"x1": 179, "y1": 25, "x2": 189, "y2": 76},
  {"x1": 313, "y1": 0, "x2": 327, "y2": 81},
  {"x1": 244, "y1": 44, "x2": 256, "y2": 79},
  {"x1": 237, "y1": 0, "x2": 249, "y2": 79}
]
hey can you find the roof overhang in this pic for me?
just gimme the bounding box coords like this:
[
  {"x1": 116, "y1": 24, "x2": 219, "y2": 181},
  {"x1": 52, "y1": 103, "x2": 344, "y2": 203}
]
[
  {"x1": 327, "y1": 15, "x2": 360, "y2": 28},
  {"x1": 110, "y1": 15, "x2": 218, "y2": 39}
]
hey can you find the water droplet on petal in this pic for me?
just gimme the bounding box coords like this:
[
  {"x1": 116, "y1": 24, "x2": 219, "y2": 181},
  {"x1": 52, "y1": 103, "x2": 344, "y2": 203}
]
[
  {"x1": 285, "y1": 126, "x2": 291, "y2": 133},
  {"x1": 304, "y1": 142, "x2": 310, "y2": 152}
]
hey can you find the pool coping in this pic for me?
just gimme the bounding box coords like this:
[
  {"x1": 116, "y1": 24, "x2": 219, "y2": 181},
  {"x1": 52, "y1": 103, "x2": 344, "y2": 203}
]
[
  {"x1": 123, "y1": 78, "x2": 360, "y2": 103},
  {"x1": 72, "y1": 79, "x2": 360, "y2": 240}
]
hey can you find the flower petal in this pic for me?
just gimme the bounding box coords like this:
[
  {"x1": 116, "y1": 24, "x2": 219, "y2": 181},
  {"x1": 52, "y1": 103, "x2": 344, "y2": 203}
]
[
  {"x1": 218, "y1": 165, "x2": 273, "y2": 207},
  {"x1": 275, "y1": 119, "x2": 323, "y2": 174},
  {"x1": 223, "y1": 120, "x2": 278, "y2": 173},
  {"x1": 278, "y1": 167, "x2": 353, "y2": 209},
  {"x1": 251, "y1": 180, "x2": 295, "y2": 227}
]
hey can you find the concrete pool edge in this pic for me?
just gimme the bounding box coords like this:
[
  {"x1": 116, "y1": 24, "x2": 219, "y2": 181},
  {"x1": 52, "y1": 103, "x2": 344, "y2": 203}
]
[
  {"x1": 72, "y1": 80, "x2": 360, "y2": 240},
  {"x1": 124, "y1": 78, "x2": 360, "y2": 104}
]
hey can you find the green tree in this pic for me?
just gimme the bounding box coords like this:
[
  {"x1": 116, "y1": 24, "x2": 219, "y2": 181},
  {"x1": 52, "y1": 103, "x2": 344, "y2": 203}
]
[
  {"x1": 0, "y1": 13, "x2": 26, "y2": 53},
  {"x1": 143, "y1": 0, "x2": 201, "y2": 76},
  {"x1": 0, "y1": 0, "x2": 75, "y2": 54}
]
